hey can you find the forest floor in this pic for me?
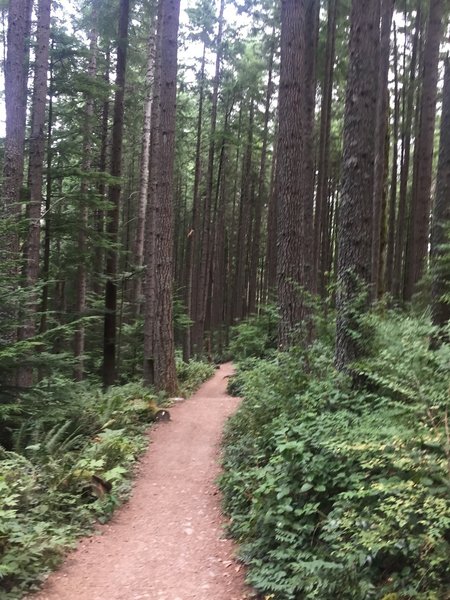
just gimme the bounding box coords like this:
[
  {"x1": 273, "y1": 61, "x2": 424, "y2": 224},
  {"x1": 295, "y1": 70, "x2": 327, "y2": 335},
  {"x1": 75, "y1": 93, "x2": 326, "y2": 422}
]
[{"x1": 28, "y1": 363, "x2": 253, "y2": 600}]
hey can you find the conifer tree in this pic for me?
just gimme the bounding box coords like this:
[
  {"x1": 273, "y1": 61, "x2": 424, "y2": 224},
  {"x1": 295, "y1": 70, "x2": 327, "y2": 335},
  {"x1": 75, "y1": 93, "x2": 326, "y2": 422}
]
[
  {"x1": 144, "y1": 0, "x2": 180, "y2": 393},
  {"x1": 404, "y1": 0, "x2": 444, "y2": 300},
  {"x1": 430, "y1": 56, "x2": 450, "y2": 342},
  {"x1": 103, "y1": 0, "x2": 130, "y2": 387},
  {"x1": 276, "y1": 0, "x2": 318, "y2": 348},
  {"x1": 335, "y1": 0, "x2": 380, "y2": 370}
]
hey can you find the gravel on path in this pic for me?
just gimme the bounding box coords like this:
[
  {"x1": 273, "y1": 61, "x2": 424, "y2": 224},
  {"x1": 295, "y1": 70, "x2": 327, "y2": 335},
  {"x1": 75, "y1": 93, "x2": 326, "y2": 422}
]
[{"x1": 29, "y1": 362, "x2": 252, "y2": 600}]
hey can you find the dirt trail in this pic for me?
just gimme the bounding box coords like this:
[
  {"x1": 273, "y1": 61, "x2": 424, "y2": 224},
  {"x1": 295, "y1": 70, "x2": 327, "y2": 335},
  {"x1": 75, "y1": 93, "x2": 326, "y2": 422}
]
[{"x1": 29, "y1": 363, "x2": 252, "y2": 600}]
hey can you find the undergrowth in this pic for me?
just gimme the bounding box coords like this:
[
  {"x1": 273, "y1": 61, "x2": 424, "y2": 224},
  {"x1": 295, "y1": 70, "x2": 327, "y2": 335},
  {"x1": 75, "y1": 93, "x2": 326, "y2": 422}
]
[
  {"x1": 0, "y1": 358, "x2": 213, "y2": 598},
  {"x1": 221, "y1": 310, "x2": 450, "y2": 600}
]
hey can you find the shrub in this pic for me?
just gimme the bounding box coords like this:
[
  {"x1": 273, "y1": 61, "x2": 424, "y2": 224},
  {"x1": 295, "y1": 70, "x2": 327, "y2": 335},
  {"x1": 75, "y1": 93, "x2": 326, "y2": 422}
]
[
  {"x1": 229, "y1": 304, "x2": 279, "y2": 360},
  {"x1": 0, "y1": 381, "x2": 156, "y2": 598},
  {"x1": 0, "y1": 354, "x2": 216, "y2": 598},
  {"x1": 220, "y1": 312, "x2": 450, "y2": 600},
  {"x1": 175, "y1": 356, "x2": 215, "y2": 397}
]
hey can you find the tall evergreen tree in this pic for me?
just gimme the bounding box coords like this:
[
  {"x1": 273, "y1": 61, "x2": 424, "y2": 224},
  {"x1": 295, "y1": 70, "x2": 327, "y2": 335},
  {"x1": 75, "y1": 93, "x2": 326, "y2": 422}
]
[
  {"x1": 371, "y1": 0, "x2": 394, "y2": 300},
  {"x1": 430, "y1": 56, "x2": 450, "y2": 342},
  {"x1": 404, "y1": 0, "x2": 444, "y2": 301},
  {"x1": 1, "y1": 0, "x2": 33, "y2": 342},
  {"x1": 276, "y1": 0, "x2": 318, "y2": 348},
  {"x1": 314, "y1": 0, "x2": 338, "y2": 297},
  {"x1": 392, "y1": 7, "x2": 421, "y2": 300},
  {"x1": 17, "y1": 0, "x2": 51, "y2": 386},
  {"x1": 144, "y1": 0, "x2": 180, "y2": 393},
  {"x1": 335, "y1": 0, "x2": 380, "y2": 370},
  {"x1": 74, "y1": 5, "x2": 98, "y2": 381},
  {"x1": 103, "y1": 0, "x2": 130, "y2": 387},
  {"x1": 191, "y1": 0, "x2": 225, "y2": 355}
]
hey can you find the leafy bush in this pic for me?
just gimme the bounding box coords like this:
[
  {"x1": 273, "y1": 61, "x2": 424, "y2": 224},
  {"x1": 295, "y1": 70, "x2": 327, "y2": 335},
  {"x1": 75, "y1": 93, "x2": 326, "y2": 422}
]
[
  {"x1": 0, "y1": 383, "x2": 155, "y2": 597},
  {"x1": 0, "y1": 453, "x2": 78, "y2": 594},
  {"x1": 175, "y1": 356, "x2": 215, "y2": 397},
  {"x1": 355, "y1": 310, "x2": 450, "y2": 410},
  {"x1": 0, "y1": 355, "x2": 215, "y2": 597},
  {"x1": 229, "y1": 304, "x2": 279, "y2": 360},
  {"x1": 221, "y1": 312, "x2": 450, "y2": 600}
]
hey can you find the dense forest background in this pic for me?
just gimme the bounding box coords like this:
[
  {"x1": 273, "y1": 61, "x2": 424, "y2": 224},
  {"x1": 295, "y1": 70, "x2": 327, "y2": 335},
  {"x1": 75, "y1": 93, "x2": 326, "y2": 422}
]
[
  {"x1": 0, "y1": 0, "x2": 449, "y2": 388},
  {"x1": 1, "y1": 0, "x2": 450, "y2": 597}
]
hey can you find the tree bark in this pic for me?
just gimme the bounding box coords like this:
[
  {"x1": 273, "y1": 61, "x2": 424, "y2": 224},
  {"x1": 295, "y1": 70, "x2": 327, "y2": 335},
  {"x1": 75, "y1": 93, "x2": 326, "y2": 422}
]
[
  {"x1": 385, "y1": 23, "x2": 399, "y2": 294},
  {"x1": 17, "y1": 0, "x2": 51, "y2": 387},
  {"x1": 335, "y1": 0, "x2": 379, "y2": 371},
  {"x1": 276, "y1": 0, "x2": 318, "y2": 349},
  {"x1": 102, "y1": 0, "x2": 130, "y2": 387},
  {"x1": 74, "y1": 8, "x2": 98, "y2": 381},
  {"x1": 152, "y1": 0, "x2": 181, "y2": 394},
  {"x1": 392, "y1": 7, "x2": 421, "y2": 300},
  {"x1": 93, "y1": 46, "x2": 111, "y2": 296},
  {"x1": 248, "y1": 37, "x2": 275, "y2": 315},
  {"x1": 23, "y1": 0, "x2": 51, "y2": 295},
  {"x1": 302, "y1": 0, "x2": 319, "y2": 297},
  {"x1": 313, "y1": 0, "x2": 338, "y2": 297},
  {"x1": 183, "y1": 42, "x2": 206, "y2": 361},
  {"x1": 143, "y1": 1, "x2": 162, "y2": 387},
  {"x1": 233, "y1": 100, "x2": 254, "y2": 322},
  {"x1": 430, "y1": 57, "x2": 450, "y2": 342},
  {"x1": 225, "y1": 102, "x2": 243, "y2": 329},
  {"x1": 39, "y1": 39, "x2": 54, "y2": 335},
  {"x1": 403, "y1": 0, "x2": 444, "y2": 301},
  {"x1": 371, "y1": 0, "x2": 394, "y2": 300},
  {"x1": 1, "y1": 0, "x2": 32, "y2": 270},
  {"x1": 210, "y1": 99, "x2": 233, "y2": 347},
  {"x1": 191, "y1": 0, "x2": 225, "y2": 355},
  {"x1": 264, "y1": 126, "x2": 277, "y2": 299},
  {"x1": 132, "y1": 29, "x2": 156, "y2": 317}
]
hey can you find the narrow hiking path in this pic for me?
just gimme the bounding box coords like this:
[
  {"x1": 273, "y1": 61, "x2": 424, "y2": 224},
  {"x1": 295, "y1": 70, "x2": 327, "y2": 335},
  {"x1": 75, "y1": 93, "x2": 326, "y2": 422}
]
[{"x1": 29, "y1": 363, "x2": 252, "y2": 600}]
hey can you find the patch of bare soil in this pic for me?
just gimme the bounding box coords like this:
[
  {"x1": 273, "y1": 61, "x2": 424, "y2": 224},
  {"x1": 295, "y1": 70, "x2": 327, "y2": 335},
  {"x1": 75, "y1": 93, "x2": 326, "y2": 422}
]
[{"x1": 28, "y1": 363, "x2": 252, "y2": 600}]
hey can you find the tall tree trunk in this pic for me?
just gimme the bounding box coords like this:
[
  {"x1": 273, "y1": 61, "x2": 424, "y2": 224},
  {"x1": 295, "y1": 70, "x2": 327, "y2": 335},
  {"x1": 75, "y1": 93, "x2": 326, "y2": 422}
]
[
  {"x1": 264, "y1": 128, "x2": 277, "y2": 299},
  {"x1": 192, "y1": 0, "x2": 225, "y2": 355},
  {"x1": 210, "y1": 100, "x2": 232, "y2": 346},
  {"x1": 276, "y1": 0, "x2": 318, "y2": 349},
  {"x1": 403, "y1": 52, "x2": 425, "y2": 301},
  {"x1": 18, "y1": 0, "x2": 51, "y2": 387},
  {"x1": 430, "y1": 57, "x2": 450, "y2": 343},
  {"x1": 335, "y1": 0, "x2": 379, "y2": 371},
  {"x1": 392, "y1": 7, "x2": 421, "y2": 300},
  {"x1": 302, "y1": 0, "x2": 319, "y2": 296},
  {"x1": 403, "y1": 0, "x2": 444, "y2": 301},
  {"x1": 183, "y1": 42, "x2": 206, "y2": 361},
  {"x1": 377, "y1": 119, "x2": 390, "y2": 296},
  {"x1": 313, "y1": 0, "x2": 338, "y2": 297},
  {"x1": 385, "y1": 24, "x2": 399, "y2": 294},
  {"x1": 152, "y1": 0, "x2": 181, "y2": 393},
  {"x1": 93, "y1": 46, "x2": 111, "y2": 295},
  {"x1": 225, "y1": 102, "x2": 243, "y2": 329},
  {"x1": 39, "y1": 38, "x2": 54, "y2": 336},
  {"x1": 143, "y1": 1, "x2": 162, "y2": 386},
  {"x1": 325, "y1": 180, "x2": 338, "y2": 287},
  {"x1": 23, "y1": 0, "x2": 51, "y2": 298},
  {"x1": 1, "y1": 0, "x2": 32, "y2": 276},
  {"x1": 233, "y1": 100, "x2": 254, "y2": 322},
  {"x1": 371, "y1": 0, "x2": 394, "y2": 300},
  {"x1": 132, "y1": 29, "x2": 156, "y2": 317},
  {"x1": 74, "y1": 9, "x2": 98, "y2": 381},
  {"x1": 248, "y1": 36, "x2": 275, "y2": 315},
  {"x1": 102, "y1": 0, "x2": 130, "y2": 387}
]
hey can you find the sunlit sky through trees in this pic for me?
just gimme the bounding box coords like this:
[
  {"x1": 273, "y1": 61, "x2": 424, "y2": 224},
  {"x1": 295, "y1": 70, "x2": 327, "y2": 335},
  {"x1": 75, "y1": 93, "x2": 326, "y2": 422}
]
[{"x1": 0, "y1": 0, "x2": 248, "y2": 136}]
